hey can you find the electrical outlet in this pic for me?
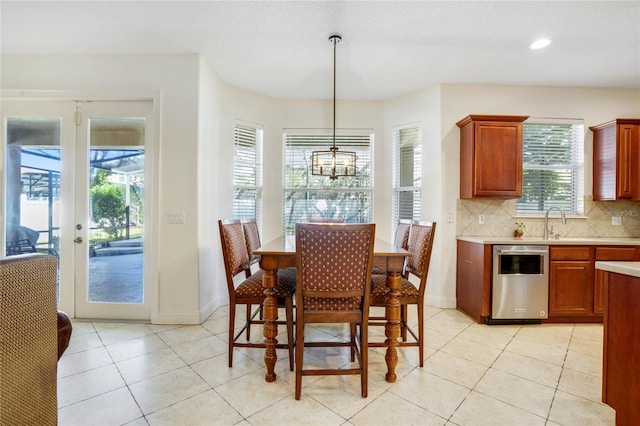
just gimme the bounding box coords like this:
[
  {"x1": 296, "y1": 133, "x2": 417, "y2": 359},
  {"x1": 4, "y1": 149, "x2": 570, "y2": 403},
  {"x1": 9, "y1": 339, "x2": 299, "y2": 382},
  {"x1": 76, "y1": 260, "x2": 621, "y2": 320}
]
[
  {"x1": 478, "y1": 214, "x2": 485, "y2": 225},
  {"x1": 612, "y1": 216, "x2": 622, "y2": 226},
  {"x1": 447, "y1": 211, "x2": 455, "y2": 223}
]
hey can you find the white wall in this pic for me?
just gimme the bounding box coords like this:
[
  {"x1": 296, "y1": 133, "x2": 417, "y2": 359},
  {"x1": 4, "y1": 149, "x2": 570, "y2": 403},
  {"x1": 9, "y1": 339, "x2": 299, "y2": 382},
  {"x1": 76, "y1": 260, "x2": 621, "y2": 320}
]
[
  {"x1": 4, "y1": 55, "x2": 639, "y2": 321},
  {"x1": 1, "y1": 54, "x2": 204, "y2": 323},
  {"x1": 197, "y1": 58, "x2": 225, "y2": 319},
  {"x1": 382, "y1": 86, "x2": 454, "y2": 308}
]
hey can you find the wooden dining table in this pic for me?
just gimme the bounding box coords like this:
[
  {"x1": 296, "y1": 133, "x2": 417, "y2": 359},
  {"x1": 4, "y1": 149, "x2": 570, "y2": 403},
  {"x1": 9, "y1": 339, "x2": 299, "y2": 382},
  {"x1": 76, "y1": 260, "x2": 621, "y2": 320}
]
[{"x1": 254, "y1": 235, "x2": 411, "y2": 384}]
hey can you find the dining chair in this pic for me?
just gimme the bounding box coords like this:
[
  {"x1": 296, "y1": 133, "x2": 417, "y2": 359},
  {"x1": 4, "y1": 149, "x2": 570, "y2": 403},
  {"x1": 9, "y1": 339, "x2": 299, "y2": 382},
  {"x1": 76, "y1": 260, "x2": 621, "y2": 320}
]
[
  {"x1": 242, "y1": 219, "x2": 262, "y2": 269},
  {"x1": 368, "y1": 220, "x2": 436, "y2": 367},
  {"x1": 218, "y1": 219, "x2": 296, "y2": 370},
  {"x1": 294, "y1": 222, "x2": 376, "y2": 399},
  {"x1": 371, "y1": 219, "x2": 411, "y2": 275}
]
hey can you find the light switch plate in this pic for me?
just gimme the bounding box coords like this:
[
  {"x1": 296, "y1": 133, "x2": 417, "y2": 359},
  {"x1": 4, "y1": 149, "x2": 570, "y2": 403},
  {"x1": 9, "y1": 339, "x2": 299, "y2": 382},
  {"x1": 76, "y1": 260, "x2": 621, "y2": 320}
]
[
  {"x1": 168, "y1": 211, "x2": 186, "y2": 224},
  {"x1": 611, "y1": 216, "x2": 622, "y2": 226}
]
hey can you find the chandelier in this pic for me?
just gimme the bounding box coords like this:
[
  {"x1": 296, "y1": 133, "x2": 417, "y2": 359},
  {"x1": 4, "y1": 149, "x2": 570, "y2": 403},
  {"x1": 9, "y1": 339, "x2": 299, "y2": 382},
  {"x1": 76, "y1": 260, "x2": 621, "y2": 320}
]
[{"x1": 311, "y1": 34, "x2": 357, "y2": 180}]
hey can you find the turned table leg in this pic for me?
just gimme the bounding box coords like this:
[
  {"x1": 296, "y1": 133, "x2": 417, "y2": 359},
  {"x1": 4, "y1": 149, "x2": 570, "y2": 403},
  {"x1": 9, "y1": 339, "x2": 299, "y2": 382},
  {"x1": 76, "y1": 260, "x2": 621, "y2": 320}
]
[
  {"x1": 262, "y1": 268, "x2": 279, "y2": 382},
  {"x1": 384, "y1": 271, "x2": 401, "y2": 383}
]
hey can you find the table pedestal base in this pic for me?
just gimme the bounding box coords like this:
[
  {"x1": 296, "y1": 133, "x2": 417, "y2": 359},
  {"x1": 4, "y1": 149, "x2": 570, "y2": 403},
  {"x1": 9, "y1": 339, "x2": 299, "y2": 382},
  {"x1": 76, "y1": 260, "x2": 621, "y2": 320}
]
[
  {"x1": 384, "y1": 272, "x2": 401, "y2": 382},
  {"x1": 262, "y1": 269, "x2": 278, "y2": 382}
]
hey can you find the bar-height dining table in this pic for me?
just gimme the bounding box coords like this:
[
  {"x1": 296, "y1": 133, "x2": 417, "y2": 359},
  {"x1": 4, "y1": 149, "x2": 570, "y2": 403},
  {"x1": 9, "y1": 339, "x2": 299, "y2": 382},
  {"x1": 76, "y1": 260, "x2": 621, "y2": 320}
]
[{"x1": 254, "y1": 235, "x2": 411, "y2": 383}]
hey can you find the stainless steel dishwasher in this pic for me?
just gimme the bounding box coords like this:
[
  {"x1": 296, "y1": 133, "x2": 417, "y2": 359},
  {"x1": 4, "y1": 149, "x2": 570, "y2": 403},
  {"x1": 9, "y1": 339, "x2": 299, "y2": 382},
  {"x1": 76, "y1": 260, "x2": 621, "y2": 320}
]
[{"x1": 490, "y1": 245, "x2": 549, "y2": 323}]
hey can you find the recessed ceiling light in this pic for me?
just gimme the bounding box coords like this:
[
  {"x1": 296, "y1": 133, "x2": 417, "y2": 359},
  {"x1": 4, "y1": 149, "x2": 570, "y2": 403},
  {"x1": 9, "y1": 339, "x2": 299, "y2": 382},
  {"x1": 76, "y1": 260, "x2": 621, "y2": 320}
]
[{"x1": 530, "y1": 38, "x2": 552, "y2": 50}]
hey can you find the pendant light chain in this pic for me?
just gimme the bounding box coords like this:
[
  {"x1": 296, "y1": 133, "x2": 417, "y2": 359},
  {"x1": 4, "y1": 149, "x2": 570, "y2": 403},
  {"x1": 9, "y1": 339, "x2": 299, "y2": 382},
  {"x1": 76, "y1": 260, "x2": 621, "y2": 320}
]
[
  {"x1": 310, "y1": 33, "x2": 356, "y2": 179},
  {"x1": 332, "y1": 35, "x2": 337, "y2": 150}
]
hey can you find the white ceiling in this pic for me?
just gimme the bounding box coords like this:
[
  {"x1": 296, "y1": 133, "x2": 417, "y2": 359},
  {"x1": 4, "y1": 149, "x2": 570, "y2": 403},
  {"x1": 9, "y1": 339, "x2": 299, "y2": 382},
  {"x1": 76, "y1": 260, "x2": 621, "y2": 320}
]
[{"x1": 2, "y1": 1, "x2": 639, "y2": 100}]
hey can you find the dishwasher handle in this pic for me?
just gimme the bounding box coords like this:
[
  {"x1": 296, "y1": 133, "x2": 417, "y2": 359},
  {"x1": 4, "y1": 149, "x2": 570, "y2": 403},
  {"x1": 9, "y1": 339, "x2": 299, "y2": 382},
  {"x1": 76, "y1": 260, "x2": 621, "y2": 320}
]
[{"x1": 496, "y1": 249, "x2": 548, "y2": 255}]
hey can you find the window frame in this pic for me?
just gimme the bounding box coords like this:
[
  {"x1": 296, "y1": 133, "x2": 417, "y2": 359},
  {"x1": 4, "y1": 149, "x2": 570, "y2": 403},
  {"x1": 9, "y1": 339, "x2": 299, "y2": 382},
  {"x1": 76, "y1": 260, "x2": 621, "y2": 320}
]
[
  {"x1": 233, "y1": 121, "x2": 263, "y2": 226},
  {"x1": 282, "y1": 129, "x2": 374, "y2": 235},
  {"x1": 517, "y1": 118, "x2": 585, "y2": 216},
  {"x1": 392, "y1": 124, "x2": 422, "y2": 237}
]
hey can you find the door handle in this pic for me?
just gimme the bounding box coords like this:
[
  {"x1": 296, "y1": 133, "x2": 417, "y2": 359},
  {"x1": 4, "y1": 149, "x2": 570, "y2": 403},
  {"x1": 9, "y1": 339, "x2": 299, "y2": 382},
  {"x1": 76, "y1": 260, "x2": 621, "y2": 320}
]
[{"x1": 74, "y1": 237, "x2": 83, "y2": 244}]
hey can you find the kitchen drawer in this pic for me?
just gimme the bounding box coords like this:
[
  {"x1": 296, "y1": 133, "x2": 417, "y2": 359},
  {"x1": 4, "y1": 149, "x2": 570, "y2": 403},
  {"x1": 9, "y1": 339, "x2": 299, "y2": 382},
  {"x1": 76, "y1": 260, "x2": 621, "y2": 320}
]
[
  {"x1": 551, "y1": 246, "x2": 592, "y2": 261},
  {"x1": 595, "y1": 246, "x2": 640, "y2": 261}
]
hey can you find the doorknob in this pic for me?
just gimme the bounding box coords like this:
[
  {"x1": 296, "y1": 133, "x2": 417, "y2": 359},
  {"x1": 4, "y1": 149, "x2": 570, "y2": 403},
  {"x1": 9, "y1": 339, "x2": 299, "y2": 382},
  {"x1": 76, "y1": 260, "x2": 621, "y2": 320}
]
[{"x1": 74, "y1": 237, "x2": 83, "y2": 244}]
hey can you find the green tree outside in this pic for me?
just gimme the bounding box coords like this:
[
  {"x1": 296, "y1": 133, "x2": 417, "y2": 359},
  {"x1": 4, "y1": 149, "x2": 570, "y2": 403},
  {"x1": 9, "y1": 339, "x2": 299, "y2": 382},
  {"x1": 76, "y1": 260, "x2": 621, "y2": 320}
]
[{"x1": 91, "y1": 172, "x2": 126, "y2": 239}]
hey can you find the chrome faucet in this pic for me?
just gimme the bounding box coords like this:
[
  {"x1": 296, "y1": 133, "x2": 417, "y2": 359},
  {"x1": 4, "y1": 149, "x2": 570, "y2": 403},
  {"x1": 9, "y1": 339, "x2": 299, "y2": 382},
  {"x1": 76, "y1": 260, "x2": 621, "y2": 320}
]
[{"x1": 544, "y1": 207, "x2": 566, "y2": 239}]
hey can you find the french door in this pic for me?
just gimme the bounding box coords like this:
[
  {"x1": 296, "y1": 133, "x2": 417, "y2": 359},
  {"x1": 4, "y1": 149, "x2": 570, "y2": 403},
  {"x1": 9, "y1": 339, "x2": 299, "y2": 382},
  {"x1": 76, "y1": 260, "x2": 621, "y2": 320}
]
[{"x1": 1, "y1": 99, "x2": 153, "y2": 320}]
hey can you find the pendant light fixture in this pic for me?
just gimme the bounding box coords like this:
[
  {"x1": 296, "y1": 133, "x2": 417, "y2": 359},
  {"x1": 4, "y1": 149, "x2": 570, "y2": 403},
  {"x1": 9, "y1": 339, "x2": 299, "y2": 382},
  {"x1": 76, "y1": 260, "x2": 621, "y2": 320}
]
[{"x1": 311, "y1": 34, "x2": 357, "y2": 180}]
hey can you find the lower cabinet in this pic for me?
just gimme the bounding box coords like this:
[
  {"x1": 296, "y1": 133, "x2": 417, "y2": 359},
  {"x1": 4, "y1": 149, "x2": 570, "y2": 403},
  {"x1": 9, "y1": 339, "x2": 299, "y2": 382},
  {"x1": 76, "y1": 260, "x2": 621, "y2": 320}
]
[
  {"x1": 456, "y1": 241, "x2": 640, "y2": 324},
  {"x1": 549, "y1": 247, "x2": 595, "y2": 317},
  {"x1": 456, "y1": 240, "x2": 491, "y2": 323},
  {"x1": 548, "y1": 245, "x2": 640, "y2": 321}
]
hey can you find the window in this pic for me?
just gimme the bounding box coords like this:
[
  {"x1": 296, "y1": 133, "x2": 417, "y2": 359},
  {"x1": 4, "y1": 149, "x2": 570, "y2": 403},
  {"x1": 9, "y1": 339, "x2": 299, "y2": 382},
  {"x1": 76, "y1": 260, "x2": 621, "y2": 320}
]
[
  {"x1": 233, "y1": 122, "x2": 262, "y2": 222},
  {"x1": 393, "y1": 126, "x2": 422, "y2": 230},
  {"x1": 517, "y1": 119, "x2": 584, "y2": 214},
  {"x1": 283, "y1": 131, "x2": 373, "y2": 235}
]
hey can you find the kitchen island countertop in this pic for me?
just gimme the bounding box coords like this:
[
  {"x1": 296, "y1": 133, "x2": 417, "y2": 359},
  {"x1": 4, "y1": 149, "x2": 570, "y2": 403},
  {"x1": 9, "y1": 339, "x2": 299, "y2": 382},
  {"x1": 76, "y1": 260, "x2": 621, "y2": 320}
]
[{"x1": 595, "y1": 261, "x2": 640, "y2": 278}]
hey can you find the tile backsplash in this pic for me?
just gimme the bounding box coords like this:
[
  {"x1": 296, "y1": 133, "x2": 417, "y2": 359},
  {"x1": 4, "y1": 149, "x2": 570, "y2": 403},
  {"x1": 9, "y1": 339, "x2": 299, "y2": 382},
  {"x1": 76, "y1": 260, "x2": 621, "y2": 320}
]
[{"x1": 457, "y1": 197, "x2": 640, "y2": 238}]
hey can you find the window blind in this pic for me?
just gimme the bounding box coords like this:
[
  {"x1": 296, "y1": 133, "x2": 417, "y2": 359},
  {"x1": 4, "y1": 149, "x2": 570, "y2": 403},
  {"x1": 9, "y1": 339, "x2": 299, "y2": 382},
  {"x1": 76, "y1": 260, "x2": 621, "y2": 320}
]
[
  {"x1": 233, "y1": 123, "x2": 262, "y2": 221},
  {"x1": 282, "y1": 131, "x2": 373, "y2": 234},
  {"x1": 517, "y1": 121, "x2": 584, "y2": 214},
  {"x1": 393, "y1": 126, "x2": 422, "y2": 233}
]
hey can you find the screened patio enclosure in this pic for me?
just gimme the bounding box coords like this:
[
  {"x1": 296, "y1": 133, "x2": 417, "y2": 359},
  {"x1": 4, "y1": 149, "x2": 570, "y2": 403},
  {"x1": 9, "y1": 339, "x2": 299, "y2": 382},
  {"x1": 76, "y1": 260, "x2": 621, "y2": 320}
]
[
  {"x1": 4, "y1": 116, "x2": 145, "y2": 304},
  {"x1": 5, "y1": 146, "x2": 145, "y2": 255}
]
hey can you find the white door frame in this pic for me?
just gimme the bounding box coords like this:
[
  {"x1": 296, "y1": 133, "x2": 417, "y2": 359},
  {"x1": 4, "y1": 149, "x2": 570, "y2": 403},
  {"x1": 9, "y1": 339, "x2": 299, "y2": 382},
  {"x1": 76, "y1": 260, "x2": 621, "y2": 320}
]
[
  {"x1": 1, "y1": 91, "x2": 160, "y2": 321},
  {"x1": 74, "y1": 100, "x2": 153, "y2": 320}
]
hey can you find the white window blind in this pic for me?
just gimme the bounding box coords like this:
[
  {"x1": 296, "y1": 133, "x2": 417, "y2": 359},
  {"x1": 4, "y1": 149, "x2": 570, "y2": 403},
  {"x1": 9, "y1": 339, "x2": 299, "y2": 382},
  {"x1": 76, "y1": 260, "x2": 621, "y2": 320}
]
[
  {"x1": 517, "y1": 120, "x2": 584, "y2": 214},
  {"x1": 393, "y1": 126, "x2": 422, "y2": 234},
  {"x1": 233, "y1": 123, "x2": 262, "y2": 221},
  {"x1": 282, "y1": 131, "x2": 373, "y2": 235}
]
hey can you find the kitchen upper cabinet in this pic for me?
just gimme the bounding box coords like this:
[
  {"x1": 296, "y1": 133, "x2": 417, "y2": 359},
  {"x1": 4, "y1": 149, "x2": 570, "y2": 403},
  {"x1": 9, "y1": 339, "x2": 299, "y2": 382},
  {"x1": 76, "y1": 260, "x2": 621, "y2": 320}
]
[
  {"x1": 457, "y1": 115, "x2": 529, "y2": 199},
  {"x1": 590, "y1": 119, "x2": 640, "y2": 201}
]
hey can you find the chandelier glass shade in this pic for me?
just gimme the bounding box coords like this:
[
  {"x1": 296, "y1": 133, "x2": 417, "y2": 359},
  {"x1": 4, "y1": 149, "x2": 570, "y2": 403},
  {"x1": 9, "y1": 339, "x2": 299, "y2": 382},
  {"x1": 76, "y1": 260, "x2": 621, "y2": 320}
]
[{"x1": 311, "y1": 34, "x2": 357, "y2": 180}]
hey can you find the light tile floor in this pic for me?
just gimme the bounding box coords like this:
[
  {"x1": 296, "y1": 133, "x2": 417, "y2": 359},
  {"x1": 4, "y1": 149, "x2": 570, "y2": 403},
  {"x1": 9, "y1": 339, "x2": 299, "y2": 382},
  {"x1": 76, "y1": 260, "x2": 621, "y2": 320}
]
[{"x1": 58, "y1": 306, "x2": 616, "y2": 425}]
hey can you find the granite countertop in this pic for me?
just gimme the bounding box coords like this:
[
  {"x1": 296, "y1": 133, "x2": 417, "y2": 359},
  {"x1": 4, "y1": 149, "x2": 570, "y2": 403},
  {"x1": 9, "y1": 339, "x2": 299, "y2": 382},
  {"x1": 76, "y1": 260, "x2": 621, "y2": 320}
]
[
  {"x1": 595, "y1": 261, "x2": 640, "y2": 278},
  {"x1": 457, "y1": 236, "x2": 640, "y2": 246}
]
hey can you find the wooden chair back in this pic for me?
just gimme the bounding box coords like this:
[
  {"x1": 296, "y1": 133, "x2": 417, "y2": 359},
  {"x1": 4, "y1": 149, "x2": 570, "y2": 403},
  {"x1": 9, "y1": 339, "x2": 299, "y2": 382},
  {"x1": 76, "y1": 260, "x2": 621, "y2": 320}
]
[
  {"x1": 218, "y1": 219, "x2": 250, "y2": 295},
  {"x1": 296, "y1": 223, "x2": 375, "y2": 315},
  {"x1": 241, "y1": 219, "x2": 261, "y2": 267},
  {"x1": 405, "y1": 220, "x2": 436, "y2": 297},
  {"x1": 394, "y1": 219, "x2": 412, "y2": 250}
]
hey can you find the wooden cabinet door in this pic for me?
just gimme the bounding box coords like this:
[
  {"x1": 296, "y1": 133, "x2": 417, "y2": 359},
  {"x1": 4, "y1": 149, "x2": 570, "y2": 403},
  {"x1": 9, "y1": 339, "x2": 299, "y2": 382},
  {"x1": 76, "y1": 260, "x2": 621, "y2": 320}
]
[
  {"x1": 616, "y1": 123, "x2": 640, "y2": 200},
  {"x1": 591, "y1": 119, "x2": 640, "y2": 201},
  {"x1": 457, "y1": 115, "x2": 528, "y2": 199},
  {"x1": 549, "y1": 260, "x2": 593, "y2": 315},
  {"x1": 473, "y1": 121, "x2": 523, "y2": 197},
  {"x1": 456, "y1": 240, "x2": 492, "y2": 323}
]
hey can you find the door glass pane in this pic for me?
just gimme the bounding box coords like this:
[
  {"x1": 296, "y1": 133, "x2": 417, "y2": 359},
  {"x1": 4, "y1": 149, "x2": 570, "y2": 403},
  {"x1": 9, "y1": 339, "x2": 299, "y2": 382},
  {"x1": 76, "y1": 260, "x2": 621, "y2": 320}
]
[
  {"x1": 5, "y1": 117, "x2": 61, "y2": 289},
  {"x1": 88, "y1": 117, "x2": 145, "y2": 303}
]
